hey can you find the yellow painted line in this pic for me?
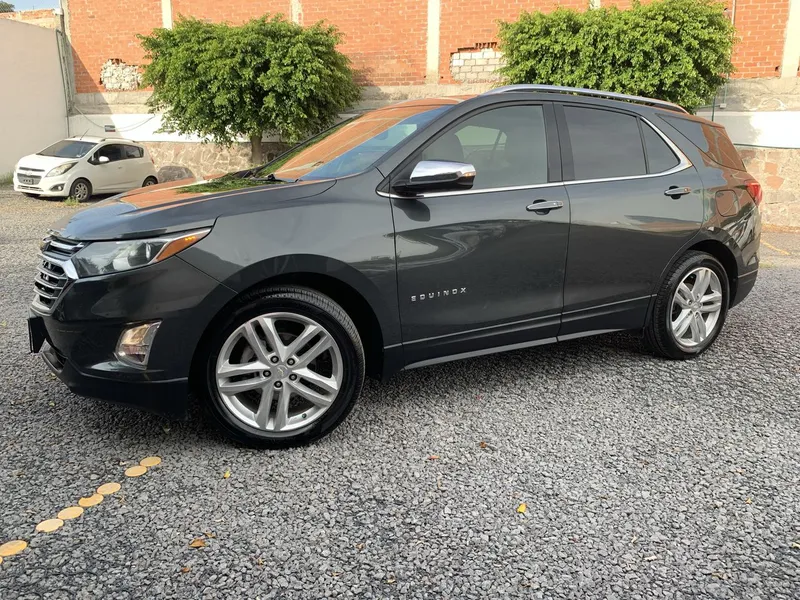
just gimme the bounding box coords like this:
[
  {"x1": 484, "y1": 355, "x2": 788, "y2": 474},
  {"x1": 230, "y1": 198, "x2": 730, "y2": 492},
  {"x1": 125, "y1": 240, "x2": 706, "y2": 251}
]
[
  {"x1": 0, "y1": 456, "x2": 162, "y2": 563},
  {"x1": 762, "y1": 241, "x2": 791, "y2": 256}
]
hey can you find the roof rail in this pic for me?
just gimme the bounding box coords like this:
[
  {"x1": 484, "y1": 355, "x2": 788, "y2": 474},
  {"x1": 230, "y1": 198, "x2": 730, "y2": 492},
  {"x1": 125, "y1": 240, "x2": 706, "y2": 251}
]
[{"x1": 481, "y1": 84, "x2": 688, "y2": 114}]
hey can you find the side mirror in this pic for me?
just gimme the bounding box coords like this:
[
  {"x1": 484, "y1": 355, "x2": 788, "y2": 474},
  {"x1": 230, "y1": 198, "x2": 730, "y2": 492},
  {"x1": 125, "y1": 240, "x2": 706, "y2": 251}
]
[
  {"x1": 395, "y1": 160, "x2": 476, "y2": 195},
  {"x1": 97, "y1": 155, "x2": 110, "y2": 164}
]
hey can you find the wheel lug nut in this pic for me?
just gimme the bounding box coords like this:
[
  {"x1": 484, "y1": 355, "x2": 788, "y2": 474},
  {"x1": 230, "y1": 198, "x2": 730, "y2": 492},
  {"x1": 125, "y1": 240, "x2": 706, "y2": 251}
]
[
  {"x1": 289, "y1": 374, "x2": 297, "y2": 381},
  {"x1": 263, "y1": 371, "x2": 271, "y2": 378},
  {"x1": 274, "y1": 381, "x2": 282, "y2": 388},
  {"x1": 270, "y1": 356, "x2": 279, "y2": 364},
  {"x1": 287, "y1": 358, "x2": 295, "y2": 366}
]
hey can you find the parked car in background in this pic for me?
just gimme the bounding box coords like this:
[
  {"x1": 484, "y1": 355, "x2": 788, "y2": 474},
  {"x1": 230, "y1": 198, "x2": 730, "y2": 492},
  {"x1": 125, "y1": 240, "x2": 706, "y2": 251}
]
[
  {"x1": 28, "y1": 86, "x2": 761, "y2": 448},
  {"x1": 14, "y1": 137, "x2": 158, "y2": 201}
]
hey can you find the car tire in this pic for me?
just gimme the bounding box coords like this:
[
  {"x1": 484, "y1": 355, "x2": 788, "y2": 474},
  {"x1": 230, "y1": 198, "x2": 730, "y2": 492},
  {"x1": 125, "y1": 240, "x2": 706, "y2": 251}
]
[
  {"x1": 143, "y1": 176, "x2": 158, "y2": 187},
  {"x1": 197, "y1": 286, "x2": 365, "y2": 448},
  {"x1": 68, "y1": 178, "x2": 92, "y2": 202},
  {"x1": 645, "y1": 251, "x2": 729, "y2": 359}
]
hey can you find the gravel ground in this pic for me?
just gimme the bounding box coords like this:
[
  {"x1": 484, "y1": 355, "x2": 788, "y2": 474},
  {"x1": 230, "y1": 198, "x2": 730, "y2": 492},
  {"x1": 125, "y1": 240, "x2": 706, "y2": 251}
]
[{"x1": 0, "y1": 187, "x2": 798, "y2": 599}]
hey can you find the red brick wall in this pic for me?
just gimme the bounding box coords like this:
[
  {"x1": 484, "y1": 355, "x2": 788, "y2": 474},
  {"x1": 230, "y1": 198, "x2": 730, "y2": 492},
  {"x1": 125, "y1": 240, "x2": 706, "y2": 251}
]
[
  {"x1": 730, "y1": 0, "x2": 792, "y2": 78},
  {"x1": 66, "y1": 0, "x2": 796, "y2": 94},
  {"x1": 0, "y1": 8, "x2": 58, "y2": 28},
  {"x1": 68, "y1": 0, "x2": 163, "y2": 94},
  {"x1": 438, "y1": 0, "x2": 586, "y2": 84},
  {"x1": 301, "y1": 0, "x2": 427, "y2": 85},
  {"x1": 171, "y1": 0, "x2": 289, "y2": 23}
]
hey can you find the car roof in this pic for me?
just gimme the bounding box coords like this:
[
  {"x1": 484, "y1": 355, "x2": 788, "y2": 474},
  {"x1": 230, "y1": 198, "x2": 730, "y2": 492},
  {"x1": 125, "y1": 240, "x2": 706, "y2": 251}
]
[{"x1": 65, "y1": 136, "x2": 141, "y2": 144}]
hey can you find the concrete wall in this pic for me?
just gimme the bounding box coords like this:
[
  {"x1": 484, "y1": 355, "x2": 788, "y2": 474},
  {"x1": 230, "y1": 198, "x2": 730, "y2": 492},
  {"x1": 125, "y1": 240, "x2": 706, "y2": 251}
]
[{"x1": 0, "y1": 20, "x2": 68, "y2": 175}]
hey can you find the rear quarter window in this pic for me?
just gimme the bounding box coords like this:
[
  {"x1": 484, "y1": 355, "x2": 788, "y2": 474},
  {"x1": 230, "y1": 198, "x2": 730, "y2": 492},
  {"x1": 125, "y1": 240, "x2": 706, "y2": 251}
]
[{"x1": 660, "y1": 115, "x2": 744, "y2": 171}]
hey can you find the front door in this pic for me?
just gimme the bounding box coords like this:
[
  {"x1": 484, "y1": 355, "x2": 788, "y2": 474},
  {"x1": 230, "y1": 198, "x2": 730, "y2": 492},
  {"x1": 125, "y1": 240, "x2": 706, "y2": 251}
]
[
  {"x1": 91, "y1": 144, "x2": 128, "y2": 192},
  {"x1": 389, "y1": 103, "x2": 570, "y2": 366}
]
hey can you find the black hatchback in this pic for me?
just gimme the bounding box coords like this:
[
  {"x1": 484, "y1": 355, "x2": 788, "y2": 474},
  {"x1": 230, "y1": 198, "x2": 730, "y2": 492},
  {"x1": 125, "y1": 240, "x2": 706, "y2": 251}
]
[{"x1": 29, "y1": 85, "x2": 761, "y2": 447}]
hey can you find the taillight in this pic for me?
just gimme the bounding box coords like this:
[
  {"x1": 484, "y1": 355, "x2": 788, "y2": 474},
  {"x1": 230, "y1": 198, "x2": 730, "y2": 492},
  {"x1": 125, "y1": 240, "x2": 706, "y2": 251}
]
[{"x1": 746, "y1": 179, "x2": 762, "y2": 207}]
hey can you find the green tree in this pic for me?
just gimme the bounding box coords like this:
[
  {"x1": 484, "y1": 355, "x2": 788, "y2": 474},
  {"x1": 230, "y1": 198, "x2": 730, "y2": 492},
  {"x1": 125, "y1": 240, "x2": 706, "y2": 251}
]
[
  {"x1": 0, "y1": 2, "x2": 16, "y2": 13},
  {"x1": 498, "y1": 0, "x2": 735, "y2": 112},
  {"x1": 139, "y1": 15, "x2": 360, "y2": 164}
]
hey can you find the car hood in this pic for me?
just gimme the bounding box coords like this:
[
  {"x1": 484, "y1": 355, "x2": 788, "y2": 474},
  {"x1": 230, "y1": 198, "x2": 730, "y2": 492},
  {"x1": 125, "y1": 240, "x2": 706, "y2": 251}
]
[
  {"x1": 17, "y1": 154, "x2": 79, "y2": 171},
  {"x1": 50, "y1": 175, "x2": 337, "y2": 241}
]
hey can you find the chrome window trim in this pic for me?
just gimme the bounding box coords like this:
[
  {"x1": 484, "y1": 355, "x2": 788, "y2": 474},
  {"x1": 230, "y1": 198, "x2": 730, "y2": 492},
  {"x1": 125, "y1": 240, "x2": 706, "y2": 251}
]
[{"x1": 378, "y1": 115, "x2": 692, "y2": 200}]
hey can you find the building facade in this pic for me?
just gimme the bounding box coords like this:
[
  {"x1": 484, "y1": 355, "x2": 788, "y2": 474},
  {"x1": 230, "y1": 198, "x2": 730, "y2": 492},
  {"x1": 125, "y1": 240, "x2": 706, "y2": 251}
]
[{"x1": 63, "y1": 0, "x2": 798, "y2": 97}]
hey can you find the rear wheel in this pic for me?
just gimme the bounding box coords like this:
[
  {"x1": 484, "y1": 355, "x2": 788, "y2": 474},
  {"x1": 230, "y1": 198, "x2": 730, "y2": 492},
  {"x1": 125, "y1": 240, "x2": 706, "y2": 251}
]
[
  {"x1": 198, "y1": 286, "x2": 365, "y2": 448},
  {"x1": 645, "y1": 251, "x2": 729, "y2": 359},
  {"x1": 68, "y1": 179, "x2": 92, "y2": 202},
  {"x1": 143, "y1": 176, "x2": 158, "y2": 187}
]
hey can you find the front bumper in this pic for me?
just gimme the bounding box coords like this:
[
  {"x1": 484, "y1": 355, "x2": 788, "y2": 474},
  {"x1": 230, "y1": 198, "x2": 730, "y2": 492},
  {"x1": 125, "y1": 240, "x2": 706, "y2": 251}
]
[
  {"x1": 14, "y1": 170, "x2": 72, "y2": 197},
  {"x1": 29, "y1": 255, "x2": 237, "y2": 419}
]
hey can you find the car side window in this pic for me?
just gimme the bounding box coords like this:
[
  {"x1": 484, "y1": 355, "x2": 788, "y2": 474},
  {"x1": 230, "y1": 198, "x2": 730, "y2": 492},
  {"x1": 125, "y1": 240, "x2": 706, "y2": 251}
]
[
  {"x1": 641, "y1": 123, "x2": 679, "y2": 173},
  {"x1": 563, "y1": 106, "x2": 646, "y2": 180},
  {"x1": 125, "y1": 145, "x2": 144, "y2": 159},
  {"x1": 95, "y1": 144, "x2": 125, "y2": 163},
  {"x1": 418, "y1": 105, "x2": 549, "y2": 190}
]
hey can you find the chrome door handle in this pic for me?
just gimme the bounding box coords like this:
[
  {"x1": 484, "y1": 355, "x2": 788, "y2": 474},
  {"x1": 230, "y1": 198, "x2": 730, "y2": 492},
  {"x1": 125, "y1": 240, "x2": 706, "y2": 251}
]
[
  {"x1": 526, "y1": 200, "x2": 564, "y2": 213},
  {"x1": 664, "y1": 186, "x2": 691, "y2": 198}
]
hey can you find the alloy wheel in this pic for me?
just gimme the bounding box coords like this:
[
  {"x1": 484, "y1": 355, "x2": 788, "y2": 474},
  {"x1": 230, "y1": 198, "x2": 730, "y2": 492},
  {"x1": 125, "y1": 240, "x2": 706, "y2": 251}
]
[
  {"x1": 215, "y1": 312, "x2": 343, "y2": 433},
  {"x1": 73, "y1": 182, "x2": 89, "y2": 201},
  {"x1": 669, "y1": 267, "x2": 723, "y2": 349}
]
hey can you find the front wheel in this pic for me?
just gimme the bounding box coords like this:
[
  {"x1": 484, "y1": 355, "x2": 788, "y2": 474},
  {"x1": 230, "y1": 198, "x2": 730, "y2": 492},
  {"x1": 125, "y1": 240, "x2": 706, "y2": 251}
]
[
  {"x1": 143, "y1": 176, "x2": 158, "y2": 187},
  {"x1": 645, "y1": 251, "x2": 729, "y2": 359},
  {"x1": 68, "y1": 178, "x2": 92, "y2": 202},
  {"x1": 197, "y1": 286, "x2": 365, "y2": 448}
]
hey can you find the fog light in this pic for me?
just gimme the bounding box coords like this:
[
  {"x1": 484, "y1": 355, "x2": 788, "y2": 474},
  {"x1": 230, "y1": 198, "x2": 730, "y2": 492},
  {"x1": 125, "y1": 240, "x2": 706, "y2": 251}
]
[
  {"x1": 116, "y1": 322, "x2": 161, "y2": 368},
  {"x1": 50, "y1": 184, "x2": 64, "y2": 192}
]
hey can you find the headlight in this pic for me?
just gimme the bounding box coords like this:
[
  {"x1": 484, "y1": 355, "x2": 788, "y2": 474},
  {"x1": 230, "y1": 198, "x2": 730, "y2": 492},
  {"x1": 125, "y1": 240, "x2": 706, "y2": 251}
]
[
  {"x1": 46, "y1": 162, "x2": 78, "y2": 177},
  {"x1": 71, "y1": 228, "x2": 211, "y2": 277}
]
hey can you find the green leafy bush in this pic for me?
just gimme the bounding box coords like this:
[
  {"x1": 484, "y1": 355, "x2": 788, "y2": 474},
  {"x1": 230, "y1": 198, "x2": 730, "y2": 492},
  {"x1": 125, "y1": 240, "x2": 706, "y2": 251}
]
[
  {"x1": 139, "y1": 15, "x2": 360, "y2": 164},
  {"x1": 498, "y1": 0, "x2": 735, "y2": 111}
]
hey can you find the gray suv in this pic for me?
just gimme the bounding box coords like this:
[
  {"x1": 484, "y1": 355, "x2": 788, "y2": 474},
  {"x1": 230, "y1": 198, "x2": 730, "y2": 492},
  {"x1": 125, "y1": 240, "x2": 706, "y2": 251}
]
[{"x1": 28, "y1": 85, "x2": 761, "y2": 447}]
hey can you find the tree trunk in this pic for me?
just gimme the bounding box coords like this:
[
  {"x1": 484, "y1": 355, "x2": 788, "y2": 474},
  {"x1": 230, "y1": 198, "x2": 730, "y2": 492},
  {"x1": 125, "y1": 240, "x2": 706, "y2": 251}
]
[{"x1": 250, "y1": 134, "x2": 264, "y2": 166}]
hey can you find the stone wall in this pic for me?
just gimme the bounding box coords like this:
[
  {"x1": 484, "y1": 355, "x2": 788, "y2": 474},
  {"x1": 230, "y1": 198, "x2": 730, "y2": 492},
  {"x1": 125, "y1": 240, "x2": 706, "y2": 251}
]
[
  {"x1": 99, "y1": 59, "x2": 142, "y2": 92},
  {"x1": 738, "y1": 146, "x2": 800, "y2": 228},
  {"x1": 143, "y1": 141, "x2": 287, "y2": 182},
  {"x1": 450, "y1": 47, "x2": 504, "y2": 82}
]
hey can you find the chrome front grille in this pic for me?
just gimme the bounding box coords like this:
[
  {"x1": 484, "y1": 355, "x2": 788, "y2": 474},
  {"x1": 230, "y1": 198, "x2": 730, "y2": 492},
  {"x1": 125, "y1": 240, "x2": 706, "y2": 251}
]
[
  {"x1": 18, "y1": 166, "x2": 45, "y2": 173},
  {"x1": 33, "y1": 236, "x2": 83, "y2": 312}
]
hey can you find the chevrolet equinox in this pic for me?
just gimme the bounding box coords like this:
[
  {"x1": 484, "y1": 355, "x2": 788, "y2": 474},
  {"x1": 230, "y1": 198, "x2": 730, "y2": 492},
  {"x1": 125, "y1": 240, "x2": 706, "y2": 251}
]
[{"x1": 29, "y1": 85, "x2": 761, "y2": 447}]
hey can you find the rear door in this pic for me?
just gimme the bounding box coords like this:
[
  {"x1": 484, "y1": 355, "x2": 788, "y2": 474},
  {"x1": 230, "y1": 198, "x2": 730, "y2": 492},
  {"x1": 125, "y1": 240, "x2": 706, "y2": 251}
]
[
  {"x1": 555, "y1": 103, "x2": 704, "y2": 336},
  {"x1": 124, "y1": 144, "x2": 149, "y2": 186}
]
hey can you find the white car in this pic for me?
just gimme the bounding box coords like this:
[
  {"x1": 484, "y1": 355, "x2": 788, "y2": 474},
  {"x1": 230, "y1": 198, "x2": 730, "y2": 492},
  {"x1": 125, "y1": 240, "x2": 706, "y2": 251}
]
[{"x1": 13, "y1": 137, "x2": 158, "y2": 201}]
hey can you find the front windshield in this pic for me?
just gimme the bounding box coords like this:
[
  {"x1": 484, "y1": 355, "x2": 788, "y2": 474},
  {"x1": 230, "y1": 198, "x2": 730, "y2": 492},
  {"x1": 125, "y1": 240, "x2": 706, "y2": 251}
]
[
  {"x1": 259, "y1": 103, "x2": 455, "y2": 181},
  {"x1": 38, "y1": 140, "x2": 97, "y2": 159}
]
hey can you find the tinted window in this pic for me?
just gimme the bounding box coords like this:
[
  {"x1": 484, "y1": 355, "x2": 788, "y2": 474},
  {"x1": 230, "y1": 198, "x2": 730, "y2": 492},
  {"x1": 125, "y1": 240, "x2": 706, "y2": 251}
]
[
  {"x1": 96, "y1": 144, "x2": 125, "y2": 163},
  {"x1": 642, "y1": 123, "x2": 679, "y2": 173},
  {"x1": 564, "y1": 106, "x2": 646, "y2": 180},
  {"x1": 38, "y1": 140, "x2": 96, "y2": 158},
  {"x1": 660, "y1": 115, "x2": 744, "y2": 170},
  {"x1": 420, "y1": 105, "x2": 548, "y2": 189},
  {"x1": 125, "y1": 145, "x2": 144, "y2": 159}
]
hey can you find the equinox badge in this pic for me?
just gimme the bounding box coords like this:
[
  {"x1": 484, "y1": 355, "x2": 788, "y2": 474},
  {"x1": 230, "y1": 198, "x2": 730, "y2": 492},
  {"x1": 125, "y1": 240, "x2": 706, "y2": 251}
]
[{"x1": 411, "y1": 287, "x2": 467, "y2": 302}]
